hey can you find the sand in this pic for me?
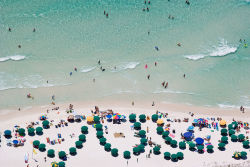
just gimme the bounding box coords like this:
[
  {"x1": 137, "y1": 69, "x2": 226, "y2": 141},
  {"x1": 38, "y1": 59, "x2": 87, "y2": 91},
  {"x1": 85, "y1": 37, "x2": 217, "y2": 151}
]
[{"x1": 0, "y1": 101, "x2": 249, "y2": 167}]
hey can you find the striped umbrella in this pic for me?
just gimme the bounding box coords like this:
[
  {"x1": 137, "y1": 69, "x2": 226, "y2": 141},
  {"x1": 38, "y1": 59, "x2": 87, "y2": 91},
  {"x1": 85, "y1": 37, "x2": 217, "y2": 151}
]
[{"x1": 113, "y1": 113, "x2": 121, "y2": 120}]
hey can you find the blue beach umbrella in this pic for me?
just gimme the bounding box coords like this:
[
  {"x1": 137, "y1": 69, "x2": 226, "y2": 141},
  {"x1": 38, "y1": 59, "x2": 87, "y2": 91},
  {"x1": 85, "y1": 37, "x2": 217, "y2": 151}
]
[
  {"x1": 187, "y1": 126, "x2": 194, "y2": 131},
  {"x1": 195, "y1": 137, "x2": 204, "y2": 145},
  {"x1": 13, "y1": 140, "x2": 18, "y2": 144},
  {"x1": 184, "y1": 132, "x2": 192, "y2": 139},
  {"x1": 106, "y1": 115, "x2": 112, "y2": 119}
]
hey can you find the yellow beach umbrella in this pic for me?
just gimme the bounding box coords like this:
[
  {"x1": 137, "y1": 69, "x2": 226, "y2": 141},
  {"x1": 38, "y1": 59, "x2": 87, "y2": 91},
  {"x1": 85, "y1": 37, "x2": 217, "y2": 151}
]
[
  {"x1": 51, "y1": 162, "x2": 58, "y2": 167},
  {"x1": 156, "y1": 119, "x2": 164, "y2": 125},
  {"x1": 219, "y1": 120, "x2": 226, "y2": 126},
  {"x1": 86, "y1": 116, "x2": 94, "y2": 122}
]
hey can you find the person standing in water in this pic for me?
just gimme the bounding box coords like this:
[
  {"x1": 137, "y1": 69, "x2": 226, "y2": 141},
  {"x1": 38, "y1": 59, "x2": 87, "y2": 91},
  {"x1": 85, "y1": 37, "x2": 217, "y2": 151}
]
[{"x1": 183, "y1": 74, "x2": 186, "y2": 78}]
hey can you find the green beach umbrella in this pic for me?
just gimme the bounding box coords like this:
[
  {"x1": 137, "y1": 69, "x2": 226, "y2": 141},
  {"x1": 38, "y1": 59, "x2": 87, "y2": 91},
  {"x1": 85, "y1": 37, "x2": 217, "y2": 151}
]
[
  {"x1": 153, "y1": 146, "x2": 160, "y2": 154},
  {"x1": 38, "y1": 143, "x2": 46, "y2": 152},
  {"x1": 165, "y1": 136, "x2": 172, "y2": 144},
  {"x1": 99, "y1": 137, "x2": 107, "y2": 145},
  {"x1": 140, "y1": 138, "x2": 147, "y2": 145},
  {"x1": 151, "y1": 114, "x2": 158, "y2": 122},
  {"x1": 18, "y1": 128, "x2": 25, "y2": 136},
  {"x1": 162, "y1": 131, "x2": 169, "y2": 138},
  {"x1": 58, "y1": 161, "x2": 65, "y2": 167},
  {"x1": 238, "y1": 134, "x2": 245, "y2": 142},
  {"x1": 33, "y1": 140, "x2": 40, "y2": 148},
  {"x1": 81, "y1": 126, "x2": 88, "y2": 134},
  {"x1": 218, "y1": 142, "x2": 225, "y2": 150},
  {"x1": 4, "y1": 130, "x2": 11, "y2": 138},
  {"x1": 171, "y1": 154, "x2": 178, "y2": 161},
  {"x1": 156, "y1": 126, "x2": 164, "y2": 135},
  {"x1": 95, "y1": 124, "x2": 103, "y2": 131},
  {"x1": 133, "y1": 147, "x2": 140, "y2": 155},
  {"x1": 170, "y1": 140, "x2": 177, "y2": 148},
  {"x1": 69, "y1": 147, "x2": 77, "y2": 155},
  {"x1": 129, "y1": 114, "x2": 136, "y2": 122},
  {"x1": 42, "y1": 120, "x2": 50, "y2": 129},
  {"x1": 75, "y1": 141, "x2": 83, "y2": 149},
  {"x1": 79, "y1": 134, "x2": 86, "y2": 142},
  {"x1": 139, "y1": 130, "x2": 146, "y2": 138},
  {"x1": 96, "y1": 131, "x2": 103, "y2": 138},
  {"x1": 228, "y1": 124, "x2": 233, "y2": 130},
  {"x1": 47, "y1": 149, "x2": 55, "y2": 158},
  {"x1": 231, "y1": 134, "x2": 238, "y2": 142},
  {"x1": 138, "y1": 144, "x2": 145, "y2": 152},
  {"x1": 177, "y1": 152, "x2": 184, "y2": 160},
  {"x1": 104, "y1": 143, "x2": 111, "y2": 151},
  {"x1": 139, "y1": 114, "x2": 146, "y2": 122},
  {"x1": 243, "y1": 140, "x2": 249, "y2": 149},
  {"x1": 207, "y1": 145, "x2": 214, "y2": 153},
  {"x1": 36, "y1": 127, "x2": 43, "y2": 135},
  {"x1": 228, "y1": 129, "x2": 235, "y2": 136},
  {"x1": 241, "y1": 151, "x2": 247, "y2": 159},
  {"x1": 93, "y1": 116, "x2": 100, "y2": 123},
  {"x1": 28, "y1": 128, "x2": 35, "y2": 136},
  {"x1": 164, "y1": 152, "x2": 171, "y2": 159},
  {"x1": 220, "y1": 129, "x2": 227, "y2": 136},
  {"x1": 58, "y1": 151, "x2": 66, "y2": 159},
  {"x1": 221, "y1": 136, "x2": 228, "y2": 143},
  {"x1": 197, "y1": 145, "x2": 204, "y2": 153},
  {"x1": 111, "y1": 148, "x2": 118, "y2": 157},
  {"x1": 123, "y1": 151, "x2": 131, "y2": 159},
  {"x1": 179, "y1": 141, "x2": 186, "y2": 149},
  {"x1": 134, "y1": 122, "x2": 141, "y2": 130}
]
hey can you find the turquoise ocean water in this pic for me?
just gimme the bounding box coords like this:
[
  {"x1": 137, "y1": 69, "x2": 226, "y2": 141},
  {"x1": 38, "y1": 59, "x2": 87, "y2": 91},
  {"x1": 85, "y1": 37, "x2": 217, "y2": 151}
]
[{"x1": 0, "y1": 0, "x2": 250, "y2": 109}]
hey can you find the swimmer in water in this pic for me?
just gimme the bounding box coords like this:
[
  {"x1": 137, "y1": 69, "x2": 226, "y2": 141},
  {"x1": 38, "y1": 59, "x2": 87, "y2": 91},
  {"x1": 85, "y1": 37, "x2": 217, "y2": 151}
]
[
  {"x1": 148, "y1": 31, "x2": 150, "y2": 35},
  {"x1": 186, "y1": 0, "x2": 190, "y2": 5},
  {"x1": 148, "y1": 1, "x2": 151, "y2": 4},
  {"x1": 147, "y1": 7, "x2": 149, "y2": 12},
  {"x1": 165, "y1": 82, "x2": 168, "y2": 88},
  {"x1": 33, "y1": 28, "x2": 36, "y2": 32},
  {"x1": 143, "y1": 8, "x2": 146, "y2": 11},
  {"x1": 155, "y1": 62, "x2": 157, "y2": 66},
  {"x1": 74, "y1": 67, "x2": 77, "y2": 72},
  {"x1": 155, "y1": 46, "x2": 159, "y2": 51},
  {"x1": 147, "y1": 75, "x2": 150, "y2": 80},
  {"x1": 183, "y1": 74, "x2": 186, "y2": 78},
  {"x1": 70, "y1": 72, "x2": 72, "y2": 76},
  {"x1": 18, "y1": 45, "x2": 21, "y2": 48},
  {"x1": 177, "y1": 43, "x2": 181, "y2": 47},
  {"x1": 162, "y1": 81, "x2": 165, "y2": 87},
  {"x1": 8, "y1": 27, "x2": 11, "y2": 32},
  {"x1": 106, "y1": 13, "x2": 108, "y2": 18},
  {"x1": 104, "y1": 10, "x2": 106, "y2": 15},
  {"x1": 98, "y1": 60, "x2": 101, "y2": 65}
]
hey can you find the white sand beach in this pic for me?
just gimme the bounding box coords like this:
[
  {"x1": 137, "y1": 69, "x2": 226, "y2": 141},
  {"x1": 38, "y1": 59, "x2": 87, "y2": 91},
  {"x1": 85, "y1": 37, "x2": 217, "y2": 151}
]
[{"x1": 0, "y1": 101, "x2": 249, "y2": 167}]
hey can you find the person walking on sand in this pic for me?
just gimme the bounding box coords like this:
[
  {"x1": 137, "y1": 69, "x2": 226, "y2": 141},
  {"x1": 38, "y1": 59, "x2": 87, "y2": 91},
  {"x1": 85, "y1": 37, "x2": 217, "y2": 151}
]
[{"x1": 137, "y1": 158, "x2": 138, "y2": 163}]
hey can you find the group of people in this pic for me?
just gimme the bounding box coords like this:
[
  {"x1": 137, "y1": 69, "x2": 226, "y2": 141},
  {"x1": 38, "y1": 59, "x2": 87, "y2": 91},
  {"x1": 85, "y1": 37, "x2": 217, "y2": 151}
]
[{"x1": 142, "y1": 0, "x2": 151, "y2": 12}]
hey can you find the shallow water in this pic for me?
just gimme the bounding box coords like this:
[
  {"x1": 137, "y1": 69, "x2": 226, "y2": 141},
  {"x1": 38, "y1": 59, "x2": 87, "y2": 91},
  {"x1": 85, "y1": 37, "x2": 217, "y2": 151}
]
[{"x1": 0, "y1": 0, "x2": 250, "y2": 109}]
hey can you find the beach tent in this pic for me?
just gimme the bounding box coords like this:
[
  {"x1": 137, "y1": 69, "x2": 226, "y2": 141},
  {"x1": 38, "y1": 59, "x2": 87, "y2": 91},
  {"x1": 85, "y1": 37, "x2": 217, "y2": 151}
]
[
  {"x1": 184, "y1": 132, "x2": 193, "y2": 141},
  {"x1": 195, "y1": 137, "x2": 204, "y2": 145},
  {"x1": 156, "y1": 119, "x2": 164, "y2": 125},
  {"x1": 219, "y1": 120, "x2": 227, "y2": 126}
]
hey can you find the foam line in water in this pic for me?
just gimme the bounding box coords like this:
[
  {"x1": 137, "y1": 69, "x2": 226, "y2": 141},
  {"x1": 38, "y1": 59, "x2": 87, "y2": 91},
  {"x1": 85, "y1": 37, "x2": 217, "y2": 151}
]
[
  {"x1": 111, "y1": 62, "x2": 140, "y2": 72},
  {"x1": 0, "y1": 55, "x2": 26, "y2": 62},
  {"x1": 80, "y1": 66, "x2": 96, "y2": 73}
]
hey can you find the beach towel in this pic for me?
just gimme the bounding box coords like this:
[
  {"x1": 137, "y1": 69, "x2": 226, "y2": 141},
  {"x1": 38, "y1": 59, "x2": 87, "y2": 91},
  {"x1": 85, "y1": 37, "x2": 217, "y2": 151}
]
[{"x1": 169, "y1": 134, "x2": 175, "y2": 138}]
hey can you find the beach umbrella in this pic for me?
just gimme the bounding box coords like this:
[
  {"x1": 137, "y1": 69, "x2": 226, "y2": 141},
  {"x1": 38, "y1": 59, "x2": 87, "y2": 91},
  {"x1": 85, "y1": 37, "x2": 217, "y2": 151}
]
[
  {"x1": 139, "y1": 114, "x2": 146, "y2": 122},
  {"x1": 120, "y1": 115, "x2": 126, "y2": 120},
  {"x1": 197, "y1": 145, "x2": 204, "y2": 153},
  {"x1": 183, "y1": 132, "x2": 193, "y2": 141},
  {"x1": 156, "y1": 126, "x2": 164, "y2": 135},
  {"x1": 156, "y1": 119, "x2": 164, "y2": 125},
  {"x1": 241, "y1": 151, "x2": 247, "y2": 159},
  {"x1": 177, "y1": 152, "x2": 184, "y2": 160},
  {"x1": 195, "y1": 137, "x2": 204, "y2": 145},
  {"x1": 228, "y1": 129, "x2": 235, "y2": 136},
  {"x1": 42, "y1": 120, "x2": 50, "y2": 129},
  {"x1": 28, "y1": 128, "x2": 35, "y2": 136},
  {"x1": 151, "y1": 114, "x2": 158, "y2": 122},
  {"x1": 129, "y1": 114, "x2": 136, "y2": 122},
  {"x1": 123, "y1": 151, "x2": 131, "y2": 159},
  {"x1": 47, "y1": 149, "x2": 55, "y2": 158},
  {"x1": 238, "y1": 134, "x2": 245, "y2": 142},
  {"x1": 228, "y1": 124, "x2": 233, "y2": 130},
  {"x1": 111, "y1": 148, "x2": 118, "y2": 157},
  {"x1": 58, "y1": 161, "x2": 65, "y2": 167},
  {"x1": 138, "y1": 144, "x2": 145, "y2": 152},
  {"x1": 51, "y1": 162, "x2": 58, "y2": 167},
  {"x1": 4, "y1": 130, "x2": 11, "y2": 138},
  {"x1": 140, "y1": 138, "x2": 147, "y2": 145},
  {"x1": 81, "y1": 126, "x2": 88, "y2": 134},
  {"x1": 162, "y1": 131, "x2": 169, "y2": 138},
  {"x1": 165, "y1": 136, "x2": 172, "y2": 144},
  {"x1": 13, "y1": 140, "x2": 18, "y2": 145},
  {"x1": 179, "y1": 141, "x2": 186, "y2": 149},
  {"x1": 231, "y1": 134, "x2": 238, "y2": 142},
  {"x1": 218, "y1": 143, "x2": 225, "y2": 150},
  {"x1": 104, "y1": 143, "x2": 111, "y2": 151},
  {"x1": 96, "y1": 131, "x2": 104, "y2": 138},
  {"x1": 187, "y1": 126, "x2": 194, "y2": 131},
  {"x1": 197, "y1": 118, "x2": 206, "y2": 125},
  {"x1": 219, "y1": 120, "x2": 226, "y2": 126},
  {"x1": 86, "y1": 116, "x2": 94, "y2": 122},
  {"x1": 221, "y1": 136, "x2": 228, "y2": 143},
  {"x1": 99, "y1": 137, "x2": 107, "y2": 145},
  {"x1": 153, "y1": 146, "x2": 160, "y2": 154},
  {"x1": 243, "y1": 140, "x2": 249, "y2": 149},
  {"x1": 164, "y1": 152, "x2": 171, "y2": 159},
  {"x1": 95, "y1": 124, "x2": 103, "y2": 131},
  {"x1": 232, "y1": 121, "x2": 238, "y2": 127},
  {"x1": 106, "y1": 114, "x2": 112, "y2": 119},
  {"x1": 33, "y1": 140, "x2": 40, "y2": 148},
  {"x1": 113, "y1": 113, "x2": 121, "y2": 120},
  {"x1": 171, "y1": 154, "x2": 178, "y2": 161},
  {"x1": 193, "y1": 119, "x2": 198, "y2": 124},
  {"x1": 39, "y1": 115, "x2": 47, "y2": 120},
  {"x1": 38, "y1": 143, "x2": 46, "y2": 152},
  {"x1": 35, "y1": 127, "x2": 43, "y2": 135},
  {"x1": 220, "y1": 129, "x2": 228, "y2": 136},
  {"x1": 18, "y1": 128, "x2": 25, "y2": 136},
  {"x1": 58, "y1": 151, "x2": 66, "y2": 159},
  {"x1": 170, "y1": 140, "x2": 177, "y2": 148},
  {"x1": 207, "y1": 145, "x2": 214, "y2": 152},
  {"x1": 79, "y1": 134, "x2": 86, "y2": 142},
  {"x1": 189, "y1": 142, "x2": 195, "y2": 150},
  {"x1": 133, "y1": 147, "x2": 140, "y2": 155},
  {"x1": 134, "y1": 122, "x2": 141, "y2": 130},
  {"x1": 139, "y1": 130, "x2": 146, "y2": 138},
  {"x1": 75, "y1": 141, "x2": 83, "y2": 149},
  {"x1": 233, "y1": 152, "x2": 241, "y2": 159},
  {"x1": 69, "y1": 147, "x2": 77, "y2": 155},
  {"x1": 93, "y1": 116, "x2": 100, "y2": 123}
]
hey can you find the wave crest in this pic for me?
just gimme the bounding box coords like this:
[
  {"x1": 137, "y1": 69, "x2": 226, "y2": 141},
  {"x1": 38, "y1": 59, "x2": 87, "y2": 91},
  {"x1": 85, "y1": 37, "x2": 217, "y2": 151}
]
[{"x1": 0, "y1": 55, "x2": 26, "y2": 62}]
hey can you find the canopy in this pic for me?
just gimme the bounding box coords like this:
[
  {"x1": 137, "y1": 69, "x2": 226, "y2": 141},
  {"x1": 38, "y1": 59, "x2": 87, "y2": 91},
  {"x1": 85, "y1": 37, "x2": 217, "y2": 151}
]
[
  {"x1": 156, "y1": 119, "x2": 164, "y2": 125},
  {"x1": 219, "y1": 120, "x2": 226, "y2": 126},
  {"x1": 86, "y1": 116, "x2": 93, "y2": 122},
  {"x1": 187, "y1": 126, "x2": 194, "y2": 131},
  {"x1": 195, "y1": 137, "x2": 204, "y2": 145},
  {"x1": 184, "y1": 132, "x2": 192, "y2": 138}
]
